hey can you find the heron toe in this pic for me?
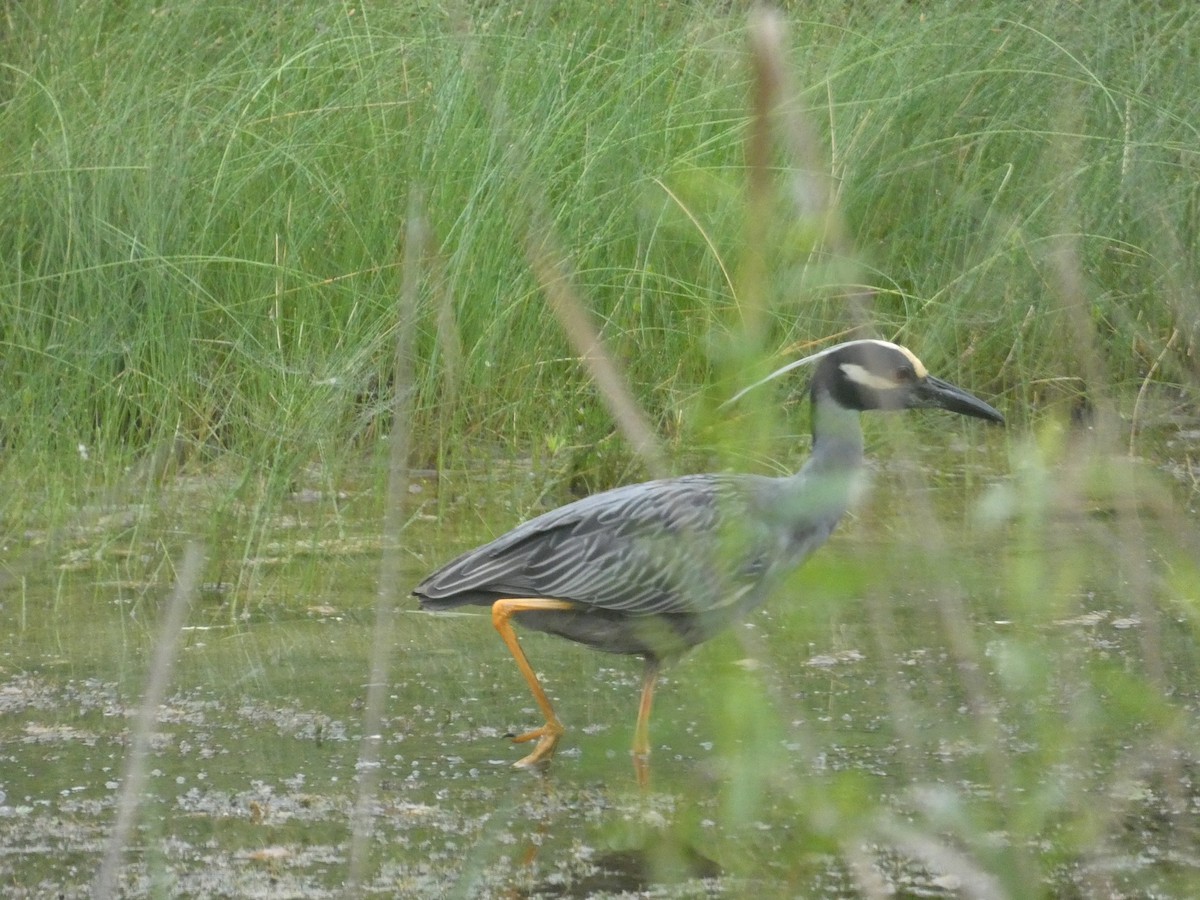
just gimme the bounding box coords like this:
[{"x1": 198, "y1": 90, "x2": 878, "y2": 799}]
[{"x1": 509, "y1": 720, "x2": 564, "y2": 768}]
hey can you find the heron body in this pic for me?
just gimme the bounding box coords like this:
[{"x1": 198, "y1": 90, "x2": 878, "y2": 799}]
[{"x1": 414, "y1": 339, "x2": 1004, "y2": 777}]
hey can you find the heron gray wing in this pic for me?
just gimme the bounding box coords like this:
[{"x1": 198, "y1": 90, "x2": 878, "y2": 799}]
[{"x1": 415, "y1": 474, "x2": 776, "y2": 617}]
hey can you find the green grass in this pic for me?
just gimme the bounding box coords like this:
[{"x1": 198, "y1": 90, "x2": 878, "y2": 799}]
[{"x1": 2, "y1": 0, "x2": 1195, "y2": 500}]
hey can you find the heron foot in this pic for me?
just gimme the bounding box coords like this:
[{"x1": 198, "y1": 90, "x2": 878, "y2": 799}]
[{"x1": 507, "y1": 720, "x2": 564, "y2": 769}]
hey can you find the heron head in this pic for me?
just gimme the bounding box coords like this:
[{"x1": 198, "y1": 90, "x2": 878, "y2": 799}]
[{"x1": 727, "y1": 338, "x2": 1005, "y2": 424}]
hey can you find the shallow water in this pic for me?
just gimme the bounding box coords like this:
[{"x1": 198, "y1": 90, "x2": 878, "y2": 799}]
[{"x1": 2, "y1": 448, "x2": 1199, "y2": 897}]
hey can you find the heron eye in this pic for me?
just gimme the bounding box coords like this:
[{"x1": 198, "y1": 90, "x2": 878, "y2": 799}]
[{"x1": 894, "y1": 364, "x2": 916, "y2": 383}]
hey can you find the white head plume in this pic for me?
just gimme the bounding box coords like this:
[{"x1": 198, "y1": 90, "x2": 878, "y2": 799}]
[{"x1": 721, "y1": 339, "x2": 921, "y2": 408}]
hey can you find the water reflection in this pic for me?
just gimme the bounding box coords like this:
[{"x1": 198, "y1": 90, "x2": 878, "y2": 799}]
[{"x1": 522, "y1": 837, "x2": 722, "y2": 898}]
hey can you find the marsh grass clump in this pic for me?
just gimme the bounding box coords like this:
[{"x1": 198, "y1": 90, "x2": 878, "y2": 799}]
[{"x1": 2, "y1": 2, "x2": 1195, "y2": 499}]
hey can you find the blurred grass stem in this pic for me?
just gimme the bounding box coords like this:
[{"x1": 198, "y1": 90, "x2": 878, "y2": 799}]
[
  {"x1": 92, "y1": 542, "x2": 204, "y2": 900},
  {"x1": 344, "y1": 197, "x2": 424, "y2": 893}
]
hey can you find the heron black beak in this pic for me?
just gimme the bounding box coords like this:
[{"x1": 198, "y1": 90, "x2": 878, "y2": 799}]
[{"x1": 911, "y1": 376, "x2": 1005, "y2": 424}]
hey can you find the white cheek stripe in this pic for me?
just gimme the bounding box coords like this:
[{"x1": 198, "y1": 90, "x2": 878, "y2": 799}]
[{"x1": 840, "y1": 362, "x2": 901, "y2": 392}]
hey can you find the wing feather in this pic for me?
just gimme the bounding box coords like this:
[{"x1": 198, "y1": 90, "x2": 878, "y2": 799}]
[{"x1": 415, "y1": 474, "x2": 771, "y2": 616}]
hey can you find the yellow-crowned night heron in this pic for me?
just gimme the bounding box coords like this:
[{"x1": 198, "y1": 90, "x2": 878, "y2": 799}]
[{"x1": 414, "y1": 339, "x2": 1004, "y2": 776}]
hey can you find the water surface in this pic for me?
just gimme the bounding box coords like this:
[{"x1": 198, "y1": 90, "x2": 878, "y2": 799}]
[{"x1": 2, "y1": 450, "x2": 1198, "y2": 897}]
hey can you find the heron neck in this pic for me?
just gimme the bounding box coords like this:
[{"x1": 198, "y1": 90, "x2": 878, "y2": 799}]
[
  {"x1": 769, "y1": 391, "x2": 867, "y2": 544},
  {"x1": 805, "y1": 390, "x2": 865, "y2": 475}
]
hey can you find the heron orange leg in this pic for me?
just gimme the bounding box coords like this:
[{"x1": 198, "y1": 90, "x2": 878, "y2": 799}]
[
  {"x1": 632, "y1": 657, "x2": 660, "y2": 789},
  {"x1": 491, "y1": 598, "x2": 578, "y2": 769}
]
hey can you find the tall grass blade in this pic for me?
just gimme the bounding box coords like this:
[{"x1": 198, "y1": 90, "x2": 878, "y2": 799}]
[
  {"x1": 344, "y1": 197, "x2": 424, "y2": 892},
  {"x1": 92, "y1": 542, "x2": 204, "y2": 900},
  {"x1": 527, "y1": 226, "x2": 668, "y2": 479}
]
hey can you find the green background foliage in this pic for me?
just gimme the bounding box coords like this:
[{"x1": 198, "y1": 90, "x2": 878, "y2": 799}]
[{"x1": 2, "y1": 0, "x2": 1195, "y2": 496}]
